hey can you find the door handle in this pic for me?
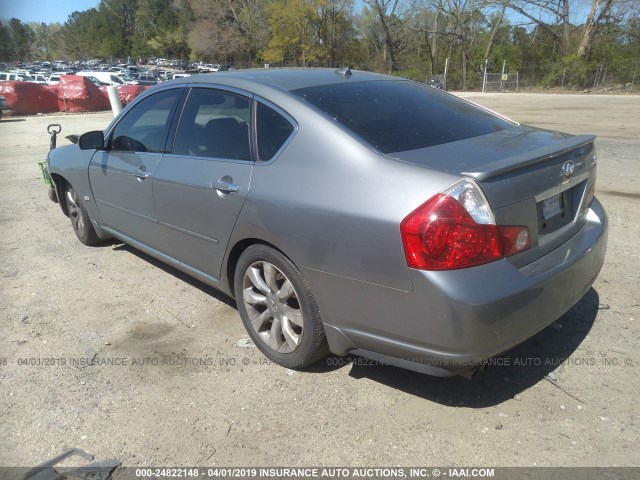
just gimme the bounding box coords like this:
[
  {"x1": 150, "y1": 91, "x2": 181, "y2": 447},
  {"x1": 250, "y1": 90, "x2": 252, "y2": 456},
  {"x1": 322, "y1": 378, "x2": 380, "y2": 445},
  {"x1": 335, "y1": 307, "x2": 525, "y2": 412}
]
[
  {"x1": 134, "y1": 171, "x2": 152, "y2": 180},
  {"x1": 211, "y1": 180, "x2": 240, "y2": 194}
]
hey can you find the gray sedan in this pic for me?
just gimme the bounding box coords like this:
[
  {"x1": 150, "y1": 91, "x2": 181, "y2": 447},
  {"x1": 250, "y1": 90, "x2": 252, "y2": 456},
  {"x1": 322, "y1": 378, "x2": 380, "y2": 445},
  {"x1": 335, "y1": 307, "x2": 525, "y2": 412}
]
[{"x1": 46, "y1": 69, "x2": 607, "y2": 378}]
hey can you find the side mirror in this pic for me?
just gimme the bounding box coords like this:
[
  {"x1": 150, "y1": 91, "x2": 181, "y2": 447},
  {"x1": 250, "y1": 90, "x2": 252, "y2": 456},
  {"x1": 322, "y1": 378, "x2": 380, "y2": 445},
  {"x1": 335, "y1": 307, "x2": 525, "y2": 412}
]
[{"x1": 78, "y1": 130, "x2": 105, "y2": 150}]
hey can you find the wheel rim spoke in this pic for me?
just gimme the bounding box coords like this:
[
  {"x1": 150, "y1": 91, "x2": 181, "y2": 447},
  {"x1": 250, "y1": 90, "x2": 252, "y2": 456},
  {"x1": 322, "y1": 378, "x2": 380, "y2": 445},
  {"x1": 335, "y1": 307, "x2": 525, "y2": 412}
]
[
  {"x1": 278, "y1": 279, "x2": 294, "y2": 301},
  {"x1": 269, "y1": 317, "x2": 282, "y2": 350},
  {"x1": 282, "y1": 305, "x2": 303, "y2": 327},
  {"x1": 251, "y1": 309, "x2": 272, "y2": 331},
  {"x1": 263, "y1": 262, "x2": 278, "y2": 292},
  {"x1": 66, "y1": 188, "x2": 84, "y2": 234},
  {"x1": 66, "y1": 190, "x2": 77, "y2": 207},
  {"x1": 281, "y1": 318, "x2": 300, "y2": 350},
  {"x1": 243, "y1": 287, "x2": 266, "y2": 306},
  {"x1": 247, "y1": 265, "x2": 270, "y2": 294}
]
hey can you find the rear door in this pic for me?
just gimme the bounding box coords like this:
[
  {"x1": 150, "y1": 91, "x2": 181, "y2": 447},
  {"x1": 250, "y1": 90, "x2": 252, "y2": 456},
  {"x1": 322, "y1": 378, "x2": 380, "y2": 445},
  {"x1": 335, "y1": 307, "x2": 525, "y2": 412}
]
[
  {"x1": 89, "y1": 87, "x2": 183, "y2": 247},
  {"x1": 152, "y1": 87, "x2": 254, "y2": 278}
]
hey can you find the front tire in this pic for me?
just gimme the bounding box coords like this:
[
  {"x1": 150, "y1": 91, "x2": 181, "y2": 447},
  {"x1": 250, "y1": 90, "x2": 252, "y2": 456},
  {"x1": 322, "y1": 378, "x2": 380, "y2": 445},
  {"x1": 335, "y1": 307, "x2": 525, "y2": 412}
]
[
  {"x1": 47, "y1": 185, "x2": 58, "y2": 203},
  {"x1": 65, "y1": 184, "x2": 99, "y2": 246},
  {"x1": 234, "y1": 244, "x2": 328, "y2": 369}
]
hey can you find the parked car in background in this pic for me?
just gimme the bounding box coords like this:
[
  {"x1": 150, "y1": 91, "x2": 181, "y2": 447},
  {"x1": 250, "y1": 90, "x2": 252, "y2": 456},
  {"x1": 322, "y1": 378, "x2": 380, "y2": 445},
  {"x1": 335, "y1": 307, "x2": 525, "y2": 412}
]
[
  {"x1": 0, "y1": 72, "x2": 24, "y2": 81},
  {"x1": 130, "y1": 73, "x2": 158, "y2": 86},
  {"x1": 44, "y1": 69, "x2": 607, "y2": 378},
  {"x1": 77, "y1": 71, "x2": 139, "y2": 86},
  {"x1": 427, "y1": 78, "x2": 445, "y2": 90},
  {"x1": 28, "y1": 74, "x2": 48, "y2": 84},
  {"x1": 0, "y1": 96, "x2": 10, "y2": 119},
  {"x1": 85, "y1": 76, "x2": 109, "y2": 87},
  {"x1": 47, "y1": 75, "x2": 62, "y2": 84},
  {"x1": 197, "y1": 63, "x2": 221, "y2": 72},
  {"x1": 152, "y1": 71, "x2": 172, "y2": 81}
]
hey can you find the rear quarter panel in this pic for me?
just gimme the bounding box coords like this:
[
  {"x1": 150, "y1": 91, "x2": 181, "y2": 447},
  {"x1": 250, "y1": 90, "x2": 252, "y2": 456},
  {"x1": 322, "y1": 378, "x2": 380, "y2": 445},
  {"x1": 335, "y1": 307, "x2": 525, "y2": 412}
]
[{"x1": 228, "y1": 99, "x2": 460, "y2": 293}]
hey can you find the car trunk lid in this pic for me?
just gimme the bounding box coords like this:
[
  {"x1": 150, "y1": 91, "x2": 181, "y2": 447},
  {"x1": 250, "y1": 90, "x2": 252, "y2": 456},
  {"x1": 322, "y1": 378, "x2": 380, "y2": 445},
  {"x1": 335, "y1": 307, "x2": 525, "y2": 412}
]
[{"x1": 389, "y1": 126, "x2": 598, "y2": 267}]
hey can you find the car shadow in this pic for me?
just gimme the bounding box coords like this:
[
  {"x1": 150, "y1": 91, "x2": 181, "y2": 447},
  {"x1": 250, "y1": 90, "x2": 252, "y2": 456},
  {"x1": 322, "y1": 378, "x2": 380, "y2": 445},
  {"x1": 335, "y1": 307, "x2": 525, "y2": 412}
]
[
  {"x1": 331, "y1": 288, "x2": 600, "y2": 407},
  {"x1": 109, "y1": 240, "x2": 237, "y2": 309},
  {"x1": 98, "y1": 237, "x2": 601, "y2": 392},
  {"x1": 1, "y1": 118, "x2": 26, "y2": 123}
]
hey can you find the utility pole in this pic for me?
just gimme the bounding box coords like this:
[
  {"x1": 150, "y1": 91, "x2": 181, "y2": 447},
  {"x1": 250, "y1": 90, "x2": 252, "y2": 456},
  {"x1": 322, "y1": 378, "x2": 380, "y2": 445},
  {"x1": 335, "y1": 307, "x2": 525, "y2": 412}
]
[
  {"x1": 443, "y1": 57, "x2": 449, "y2": 91},
  {"x1": 482, "y1": 58, "x2": 488, "y2": 93}
]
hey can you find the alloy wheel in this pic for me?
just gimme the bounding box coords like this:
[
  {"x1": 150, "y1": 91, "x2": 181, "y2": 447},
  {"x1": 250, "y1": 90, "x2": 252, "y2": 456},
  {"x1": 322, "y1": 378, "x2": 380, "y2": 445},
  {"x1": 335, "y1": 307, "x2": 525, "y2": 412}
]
[
  {"x1": 66, "y1": 188, "x2": 85, "y2": 235},
  {"x1": 242, "y1": 261, "x2": 304, "y2": 353}
]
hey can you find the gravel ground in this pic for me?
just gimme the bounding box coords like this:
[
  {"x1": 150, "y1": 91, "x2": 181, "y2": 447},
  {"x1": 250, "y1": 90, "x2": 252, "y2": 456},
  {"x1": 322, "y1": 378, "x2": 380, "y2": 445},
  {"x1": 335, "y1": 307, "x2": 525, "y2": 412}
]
[{"x1": 0, "y1": 93, "x2": 638, "y2": 469}]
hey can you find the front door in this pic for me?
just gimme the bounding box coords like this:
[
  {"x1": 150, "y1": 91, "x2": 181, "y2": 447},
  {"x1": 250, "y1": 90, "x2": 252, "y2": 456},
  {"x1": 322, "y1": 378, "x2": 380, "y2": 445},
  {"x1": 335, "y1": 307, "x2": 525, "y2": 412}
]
[{"x1": 89, "y1": 88, "x2": 183, "y2": 247}]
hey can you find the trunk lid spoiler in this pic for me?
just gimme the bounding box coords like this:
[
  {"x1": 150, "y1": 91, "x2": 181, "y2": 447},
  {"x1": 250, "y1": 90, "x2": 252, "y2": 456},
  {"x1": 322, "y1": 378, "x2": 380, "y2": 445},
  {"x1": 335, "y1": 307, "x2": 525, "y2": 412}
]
[{"x1": 461, "y1": 134, "x2": 595, "y2": 181}]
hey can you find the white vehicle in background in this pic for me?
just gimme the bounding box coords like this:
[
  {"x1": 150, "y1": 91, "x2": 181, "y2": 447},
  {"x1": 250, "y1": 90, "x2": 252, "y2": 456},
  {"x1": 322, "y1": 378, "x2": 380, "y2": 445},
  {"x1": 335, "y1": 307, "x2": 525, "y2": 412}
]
[
  {"x1": 0, "y1": 72, "x2": 23, "y2": 81},
  {"x1": 28, "y1": 74, "x2": 48, "y2": 84},
  {"x1": 77, "y1": 71, "x2": 139, "y2": 86},
  {"x1": 197, "y1": 63, "x2": 221, "y2": 73},
  {"x1": 47, "y1": 74, "x2": 62, "y2": 84}
]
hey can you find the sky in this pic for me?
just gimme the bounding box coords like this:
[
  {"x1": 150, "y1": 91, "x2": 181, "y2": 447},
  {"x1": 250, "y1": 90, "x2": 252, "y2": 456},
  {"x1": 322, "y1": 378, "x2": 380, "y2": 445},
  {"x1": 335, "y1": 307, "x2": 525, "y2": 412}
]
[
  {"x1": 0, "y1": 0, "x2": 100, "y2": 24},
  {"x1": 0, "y1": 0, "x2": 593, "y2": 28}
]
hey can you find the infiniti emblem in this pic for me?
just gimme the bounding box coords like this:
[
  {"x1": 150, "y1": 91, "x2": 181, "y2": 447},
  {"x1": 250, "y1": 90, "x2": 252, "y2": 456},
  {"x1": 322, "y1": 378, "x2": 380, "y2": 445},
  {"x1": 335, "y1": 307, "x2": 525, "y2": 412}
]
[{"x1": 562, "y1": 160, "x2": 575, "y2": 177}]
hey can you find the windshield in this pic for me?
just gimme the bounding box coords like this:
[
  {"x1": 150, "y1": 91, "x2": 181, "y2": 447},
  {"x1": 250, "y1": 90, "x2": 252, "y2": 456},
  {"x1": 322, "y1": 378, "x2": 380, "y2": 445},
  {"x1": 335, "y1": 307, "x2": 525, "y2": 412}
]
[{"x1": 291, "y1": 80, "x2": 513, "y2": 153}]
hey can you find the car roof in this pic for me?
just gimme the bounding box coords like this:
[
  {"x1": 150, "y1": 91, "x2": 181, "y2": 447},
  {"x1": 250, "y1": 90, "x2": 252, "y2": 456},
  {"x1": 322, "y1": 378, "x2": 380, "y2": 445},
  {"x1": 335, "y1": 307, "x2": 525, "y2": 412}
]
[{"x1": 177, "y1": 68, "x2": 395, "y2": 92}]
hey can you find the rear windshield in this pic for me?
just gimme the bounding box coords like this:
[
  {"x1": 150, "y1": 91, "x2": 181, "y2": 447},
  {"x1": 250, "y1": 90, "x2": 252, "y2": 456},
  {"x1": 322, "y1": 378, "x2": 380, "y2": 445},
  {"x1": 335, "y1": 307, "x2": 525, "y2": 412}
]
[{"x1": 291, "y1": 80, "x2": 513, "y2": 153}]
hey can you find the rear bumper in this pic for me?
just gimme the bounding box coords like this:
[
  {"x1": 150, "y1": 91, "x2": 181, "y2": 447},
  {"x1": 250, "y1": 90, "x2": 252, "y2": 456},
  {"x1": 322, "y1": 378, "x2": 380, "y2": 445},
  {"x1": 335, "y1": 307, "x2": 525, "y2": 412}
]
[{"x1": 315, "y1": 198, "x2": 608, "y2": 376}]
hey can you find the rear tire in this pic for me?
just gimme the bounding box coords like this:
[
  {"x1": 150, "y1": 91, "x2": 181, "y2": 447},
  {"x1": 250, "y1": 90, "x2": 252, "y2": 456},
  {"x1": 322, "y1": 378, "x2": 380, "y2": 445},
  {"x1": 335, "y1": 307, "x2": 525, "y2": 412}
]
[
  {"x1": 64, "y1": 184, "x2": 99, "y2": 246},
  {"x1": 234, "y1": 244, "x2": 329, "y2": 369}
]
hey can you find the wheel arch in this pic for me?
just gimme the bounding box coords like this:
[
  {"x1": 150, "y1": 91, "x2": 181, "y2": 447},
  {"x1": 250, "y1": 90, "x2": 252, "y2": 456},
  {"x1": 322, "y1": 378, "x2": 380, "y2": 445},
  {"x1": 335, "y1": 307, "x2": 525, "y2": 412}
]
[
  {"x1": 50, "y1": 173, "x2": 70, "y2": 216},
  {"x1": 225, "y1": 238, "x2": 291, "y2": 299}
]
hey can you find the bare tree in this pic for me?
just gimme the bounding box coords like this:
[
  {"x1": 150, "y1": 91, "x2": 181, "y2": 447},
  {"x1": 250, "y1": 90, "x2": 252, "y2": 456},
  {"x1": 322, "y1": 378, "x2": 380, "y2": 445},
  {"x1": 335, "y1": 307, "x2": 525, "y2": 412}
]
[
  {"x1": 365, "y1": 0, "x2": 401, "y2": 72},
  {"x1": 577, "y1": 0, "x2": 616, "y2": 59},
  {"x1": 484, "y1": 2, "x2": 506, "y2": 60},
  {"x1": 505, "y1": 0, "x2": 572, "y2": 55}
]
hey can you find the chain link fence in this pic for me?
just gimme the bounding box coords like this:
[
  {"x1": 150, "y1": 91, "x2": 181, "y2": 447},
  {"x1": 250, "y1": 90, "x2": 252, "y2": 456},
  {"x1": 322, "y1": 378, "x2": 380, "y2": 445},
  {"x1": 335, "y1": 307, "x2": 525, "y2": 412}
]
[
  {"x1": 515, "y1": 62, "x2": 639, "y2": 92},
  {"x1": 481, "y1": 72, "x2": 519, "y2": 92}
]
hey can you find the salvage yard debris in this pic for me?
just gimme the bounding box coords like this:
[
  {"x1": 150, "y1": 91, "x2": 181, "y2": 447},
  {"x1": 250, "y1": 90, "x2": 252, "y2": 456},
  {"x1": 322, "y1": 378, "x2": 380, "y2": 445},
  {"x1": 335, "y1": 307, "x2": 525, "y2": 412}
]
[{"x1": 0, "y1": 76, "x2": 150, "y2": 115}]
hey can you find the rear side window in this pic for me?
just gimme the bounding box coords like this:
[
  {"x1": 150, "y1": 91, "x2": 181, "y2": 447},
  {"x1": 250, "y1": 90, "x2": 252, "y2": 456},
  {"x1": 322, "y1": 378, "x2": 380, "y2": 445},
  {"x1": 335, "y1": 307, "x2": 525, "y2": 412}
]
[
  {"x1": 256, "y1": 103, "x2": 294, "y2": 161},
  {"x1": 173, "y1": 88, "x2": 251, "y2": 160},
  {"x1": 292, "y1": 80, "x2": 513, "y2": 153}
]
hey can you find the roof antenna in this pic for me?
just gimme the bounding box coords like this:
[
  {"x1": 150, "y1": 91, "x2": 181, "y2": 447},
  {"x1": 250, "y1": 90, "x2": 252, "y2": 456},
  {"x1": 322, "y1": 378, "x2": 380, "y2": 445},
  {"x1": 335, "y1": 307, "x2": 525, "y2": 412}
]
[{"x1": 335, "y1": 66, "x2": 352, "y2": 78}]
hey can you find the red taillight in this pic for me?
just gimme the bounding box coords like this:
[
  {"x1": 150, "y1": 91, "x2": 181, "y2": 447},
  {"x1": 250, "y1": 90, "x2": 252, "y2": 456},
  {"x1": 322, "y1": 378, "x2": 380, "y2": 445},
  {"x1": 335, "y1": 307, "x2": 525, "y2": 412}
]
[{"x1": 401, "y1": 181, "x2": 531, "y2": 270}]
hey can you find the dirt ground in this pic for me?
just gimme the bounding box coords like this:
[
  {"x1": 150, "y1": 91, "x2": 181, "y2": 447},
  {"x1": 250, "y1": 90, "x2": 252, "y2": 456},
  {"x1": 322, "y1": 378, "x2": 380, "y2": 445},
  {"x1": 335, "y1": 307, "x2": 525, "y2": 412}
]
[{"x1": 1, "y1": 93, "x2": 639, "y2": 469}]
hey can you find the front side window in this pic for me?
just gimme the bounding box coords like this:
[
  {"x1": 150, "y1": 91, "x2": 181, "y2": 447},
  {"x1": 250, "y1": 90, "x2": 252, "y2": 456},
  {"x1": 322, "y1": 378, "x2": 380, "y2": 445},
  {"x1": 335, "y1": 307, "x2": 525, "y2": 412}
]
[
  {"x1": 256, "y1": 103, "x2": 294, "y2": 161},
  {"x1": 292, "y1": 80, "x2": 513, "y2": 154},
  {"x1": 110, "y1": 88, "x2": 181, "y2": 153},
  {"x1": 173, "y1": 88, "x2": 251, "y2": 160}
]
